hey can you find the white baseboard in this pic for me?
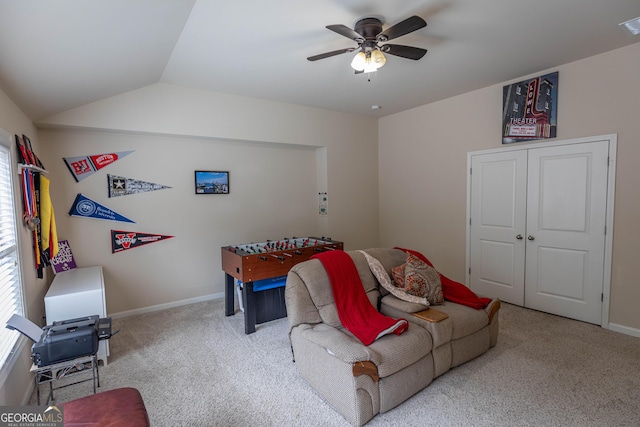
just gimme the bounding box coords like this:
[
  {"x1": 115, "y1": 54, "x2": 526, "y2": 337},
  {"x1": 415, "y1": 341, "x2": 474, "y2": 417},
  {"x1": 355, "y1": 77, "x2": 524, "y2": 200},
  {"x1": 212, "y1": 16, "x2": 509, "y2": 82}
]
[
  {"x1": 109, "y1": 292, "x2": 224, "y2": 319},
  {"x1": 606, "y1": 322, "x2": 640, "y2": 339}
]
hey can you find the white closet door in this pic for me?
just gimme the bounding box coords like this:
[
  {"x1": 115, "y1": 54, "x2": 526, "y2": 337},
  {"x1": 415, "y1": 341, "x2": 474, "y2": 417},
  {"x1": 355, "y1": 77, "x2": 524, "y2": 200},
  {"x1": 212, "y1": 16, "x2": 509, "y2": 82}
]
[
  {"x1": 469, "y1": 150, "x2": 527, "y2": 305},
  {"x1": 524, "y1": 141, "x2": 609, "y2": 324}
]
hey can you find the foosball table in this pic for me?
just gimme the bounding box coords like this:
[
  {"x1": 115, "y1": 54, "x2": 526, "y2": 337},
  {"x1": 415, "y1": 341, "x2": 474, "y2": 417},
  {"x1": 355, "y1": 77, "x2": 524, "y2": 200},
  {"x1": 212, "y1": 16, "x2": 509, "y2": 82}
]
[{"x1": 221, "y1": 237, "x2": 343, "y2": 334}]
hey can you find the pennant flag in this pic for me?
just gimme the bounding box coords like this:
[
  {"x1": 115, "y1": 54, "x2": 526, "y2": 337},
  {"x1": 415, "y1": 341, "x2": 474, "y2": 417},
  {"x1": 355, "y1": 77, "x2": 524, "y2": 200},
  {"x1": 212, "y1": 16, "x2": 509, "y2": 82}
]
[
  {"x1": 111, "y1": 230, "x2": 174, "y2": 253},
  {"x1": 64, "y1": 150, "x2": 134, "y2": 182},
  {"x1": 108, "y1": 174, "x2": 171, "y2": 198},
  {"x1": 68, "y1": 193, "x2": 135, "y2": 223}
]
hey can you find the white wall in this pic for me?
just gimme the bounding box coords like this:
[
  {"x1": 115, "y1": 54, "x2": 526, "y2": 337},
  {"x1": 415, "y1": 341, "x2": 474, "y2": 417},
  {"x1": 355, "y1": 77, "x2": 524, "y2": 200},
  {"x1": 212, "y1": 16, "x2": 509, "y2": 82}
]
[
  {"x1": 38, "y1": 129, "x2": 323, "y2": 314},
  {"x1": 37, "y1": 84, "x2": 380, "y2": 315},
  {"x1": 379, "y1": 42, "x2": 640, "y2": 332}
]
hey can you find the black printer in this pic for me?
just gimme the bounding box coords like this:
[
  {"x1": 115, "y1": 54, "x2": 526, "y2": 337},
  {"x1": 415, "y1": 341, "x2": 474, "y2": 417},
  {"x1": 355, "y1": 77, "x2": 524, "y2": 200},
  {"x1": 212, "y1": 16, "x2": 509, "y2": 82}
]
[
  {"x1": 6, "y1": 313, "x2": 114, "y2": 367},
  {"x1": 31, "y1": 315, "x2": 107, "y2": 367}
]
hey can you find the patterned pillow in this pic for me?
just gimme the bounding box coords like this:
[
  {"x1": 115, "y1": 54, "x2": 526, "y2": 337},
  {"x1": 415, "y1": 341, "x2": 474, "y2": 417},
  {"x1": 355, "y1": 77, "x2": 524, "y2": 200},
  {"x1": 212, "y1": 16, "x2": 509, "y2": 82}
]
[
  {"x1": 403, "y1": 254, "x2": 444, "y2": 305},
  {"x1": 391, "y1": 264, "x2": 406, "y2": 288},
  {"x1": 358, "y1": 251, "x2": 429, "y2": 307}
]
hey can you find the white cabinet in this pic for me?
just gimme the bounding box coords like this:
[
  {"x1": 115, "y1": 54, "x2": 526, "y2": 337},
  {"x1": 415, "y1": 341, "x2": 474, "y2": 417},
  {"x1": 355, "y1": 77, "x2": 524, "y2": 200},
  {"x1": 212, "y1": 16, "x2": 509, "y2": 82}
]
[{"x1": 45, "y1": 266, "x2": 109, "y2": 365}]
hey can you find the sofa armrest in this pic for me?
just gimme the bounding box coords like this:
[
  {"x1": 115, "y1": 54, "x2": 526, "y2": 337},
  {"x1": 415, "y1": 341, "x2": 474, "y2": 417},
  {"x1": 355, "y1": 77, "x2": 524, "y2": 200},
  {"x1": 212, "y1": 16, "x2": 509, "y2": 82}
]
[
  {"x1": 285, "y1": 270, "x2": 323, "y2": 334},
  {"x1": 484, "y1": 298, "x2": 500, "y2": 348},
  {"x1": 484, "y1": 298, "x2": 501, "y2": 324},
  {"x1": 293, "y1": 323, "x2": 381, "y2": 365},
  {"x1": 290, "y1": 323, "x2": 382, "y2": 425}
]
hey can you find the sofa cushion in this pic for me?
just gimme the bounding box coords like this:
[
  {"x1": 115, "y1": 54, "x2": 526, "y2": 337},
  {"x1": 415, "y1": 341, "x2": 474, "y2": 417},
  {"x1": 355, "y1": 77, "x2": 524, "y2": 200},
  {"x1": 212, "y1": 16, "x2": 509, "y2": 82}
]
[
  {"x1": 426, "y1": 301, "x2": 489, "y2": 340},
  {"x1": 380, "y1": 294, "x2": 428, "y2": 314},
  {"x1": 367, "y1": 324, "x2": 432, "y2": 378},
  {"x1": 380, "y1": 294, "x2": 453, "y2": 350},
  {"x1": 381, "y1": 295, "x2": 492, "y2": 347}
]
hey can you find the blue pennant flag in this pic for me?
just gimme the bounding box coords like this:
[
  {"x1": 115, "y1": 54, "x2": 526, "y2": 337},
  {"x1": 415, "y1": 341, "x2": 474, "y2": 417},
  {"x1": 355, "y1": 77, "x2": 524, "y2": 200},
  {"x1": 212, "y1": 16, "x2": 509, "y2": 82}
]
[{"x1": 68, "y1": 193, "x2": 135, "y2": 223}]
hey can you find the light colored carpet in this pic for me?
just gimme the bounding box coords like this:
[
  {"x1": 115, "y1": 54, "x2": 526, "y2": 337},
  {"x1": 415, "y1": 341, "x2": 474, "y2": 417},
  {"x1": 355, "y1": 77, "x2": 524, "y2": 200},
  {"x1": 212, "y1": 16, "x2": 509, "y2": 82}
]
[{"x1": 32, "y1": 299, "x2": 640, "y2": 426}]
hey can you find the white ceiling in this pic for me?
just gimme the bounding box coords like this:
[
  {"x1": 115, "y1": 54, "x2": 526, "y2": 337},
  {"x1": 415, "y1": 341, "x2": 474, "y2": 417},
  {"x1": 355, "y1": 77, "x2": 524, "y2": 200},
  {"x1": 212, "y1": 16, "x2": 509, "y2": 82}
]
[{"x1": 1, "y1": 0, "x2": 639, "y2": 121}]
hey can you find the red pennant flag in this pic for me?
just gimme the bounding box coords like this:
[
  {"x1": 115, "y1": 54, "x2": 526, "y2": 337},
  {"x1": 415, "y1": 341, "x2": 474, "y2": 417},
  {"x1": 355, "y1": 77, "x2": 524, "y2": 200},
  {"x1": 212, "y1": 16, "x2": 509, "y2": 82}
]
[
  {"x1": 64, "y1": 151, "x2": 134, "y2": 182},
  {"x1": 111, "y1": 230, "x2": 174, "y2": 253}
]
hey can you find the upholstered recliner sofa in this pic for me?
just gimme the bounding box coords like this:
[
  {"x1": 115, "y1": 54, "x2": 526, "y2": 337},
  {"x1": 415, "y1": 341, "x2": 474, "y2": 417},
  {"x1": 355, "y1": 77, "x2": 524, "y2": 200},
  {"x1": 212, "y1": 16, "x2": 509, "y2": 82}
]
[{"x1": 285, "y1": 248, "x2": 500, "y2": 426}]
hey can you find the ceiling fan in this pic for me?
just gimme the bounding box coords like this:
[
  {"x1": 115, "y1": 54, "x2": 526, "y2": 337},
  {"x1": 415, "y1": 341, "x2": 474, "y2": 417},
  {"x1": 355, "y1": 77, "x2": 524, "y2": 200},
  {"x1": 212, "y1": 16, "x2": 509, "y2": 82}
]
[{"x1": 307, "y1": 15, "x2": 428, "y2": 74}]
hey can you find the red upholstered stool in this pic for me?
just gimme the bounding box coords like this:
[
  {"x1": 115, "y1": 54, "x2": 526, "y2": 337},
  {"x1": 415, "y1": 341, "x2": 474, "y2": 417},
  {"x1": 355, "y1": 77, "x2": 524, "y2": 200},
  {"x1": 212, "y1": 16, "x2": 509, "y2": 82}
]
[{"x1": 60, "y1": 387, "x2": 150, "y2": 427}]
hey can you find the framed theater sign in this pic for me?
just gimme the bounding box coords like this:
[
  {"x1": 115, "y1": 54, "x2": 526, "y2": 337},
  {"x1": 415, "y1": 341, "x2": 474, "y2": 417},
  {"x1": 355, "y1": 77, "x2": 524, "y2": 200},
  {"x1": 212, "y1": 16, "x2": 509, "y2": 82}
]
[
  {"x1": 194, "y1": 170, "x2": 230, "y2": 194},
  {"x1": 502, "y1": 71, "x2": 558, "y2": 144}
]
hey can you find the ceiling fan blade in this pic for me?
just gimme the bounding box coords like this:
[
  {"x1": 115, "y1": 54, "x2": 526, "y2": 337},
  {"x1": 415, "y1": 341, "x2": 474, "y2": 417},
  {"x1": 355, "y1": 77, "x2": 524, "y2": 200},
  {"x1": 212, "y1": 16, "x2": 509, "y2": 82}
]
[
  {"x1": 307, "y1": 48, "x2": 356, "y2": 62},
  {"x1": 378, "y1": 16, "x2": 427, "y2": 41},
  {"x1": 381, "y1": 44, "x2": 427, "y2": 60},
  {"x1": 326, "y1": 24, "x2": 365, "y2": 42}
]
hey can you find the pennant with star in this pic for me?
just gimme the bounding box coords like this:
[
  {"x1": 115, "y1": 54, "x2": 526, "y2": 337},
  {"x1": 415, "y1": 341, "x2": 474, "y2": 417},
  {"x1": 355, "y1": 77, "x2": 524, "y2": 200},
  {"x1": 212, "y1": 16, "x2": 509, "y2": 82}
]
[{"x1": 108, "y1": 174, "x2": 171, "y2": 197}]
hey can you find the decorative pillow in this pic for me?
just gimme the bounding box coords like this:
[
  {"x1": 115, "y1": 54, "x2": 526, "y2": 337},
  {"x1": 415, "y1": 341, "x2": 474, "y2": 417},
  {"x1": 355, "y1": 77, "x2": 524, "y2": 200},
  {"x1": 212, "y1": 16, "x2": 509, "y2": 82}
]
[
  {"x1": 391, "y1": 263, "x2": 406, "y2": 287},
  {"x1": 403, "y1": 253, "x2": 444, "y2": 305},
  {"x1": 358, "y1": 251, "x2": 429, "y2": 307}
]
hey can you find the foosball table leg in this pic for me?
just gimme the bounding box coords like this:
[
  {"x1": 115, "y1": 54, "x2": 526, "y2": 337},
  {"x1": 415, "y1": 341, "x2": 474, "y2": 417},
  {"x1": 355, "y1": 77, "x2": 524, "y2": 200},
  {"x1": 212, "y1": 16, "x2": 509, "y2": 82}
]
[
  {"x1": 224, "y1": 273, "x2": 235, "y2": 317},
  {"x1": 242, "y1": 281, "x2": 257, "y2": 334}
]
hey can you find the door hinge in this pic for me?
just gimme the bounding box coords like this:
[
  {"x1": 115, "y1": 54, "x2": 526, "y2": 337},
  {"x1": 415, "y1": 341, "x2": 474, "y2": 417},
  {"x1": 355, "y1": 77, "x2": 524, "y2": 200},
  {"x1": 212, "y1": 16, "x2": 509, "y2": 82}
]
[
  {"x1": 469, "y1": 218, "x2": 472, "y2": 226},
  {"x1": 469, "y1": 267, "x2": 471, "y2": 275},
  {"x1": 470, "y1": 167, "x2": 472, "y2": 175},
  {"x1": 601, "y1": 293, "x2": 604, "y2": 302},
  {"x1": 604, "y1": 225, "x2": 607, "y2": 235}
]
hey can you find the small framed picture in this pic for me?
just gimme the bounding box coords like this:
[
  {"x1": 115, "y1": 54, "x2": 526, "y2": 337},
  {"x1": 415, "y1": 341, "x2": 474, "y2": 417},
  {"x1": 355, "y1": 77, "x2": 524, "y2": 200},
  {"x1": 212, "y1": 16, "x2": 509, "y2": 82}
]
[{"x1": 194, "y1": 171, "x2": 230, "y2": 194}]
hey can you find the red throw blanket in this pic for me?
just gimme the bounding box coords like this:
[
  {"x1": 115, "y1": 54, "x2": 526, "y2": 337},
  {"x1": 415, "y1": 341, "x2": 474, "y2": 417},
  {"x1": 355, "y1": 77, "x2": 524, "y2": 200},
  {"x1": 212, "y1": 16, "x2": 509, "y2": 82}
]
[
  {"x1": 312, "y1": 250, "x2": 408, "y2": 346},
  {"x1": 395, "y1": 247, "x2": 491, "y2": 310}
]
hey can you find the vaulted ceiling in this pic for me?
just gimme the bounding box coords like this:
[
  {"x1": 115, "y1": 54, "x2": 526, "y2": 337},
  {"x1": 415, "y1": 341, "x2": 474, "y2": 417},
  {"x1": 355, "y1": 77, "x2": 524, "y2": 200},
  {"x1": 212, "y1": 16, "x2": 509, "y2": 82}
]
[{"x1": 0, "y1": 0, "x2": 639, "y2": 121}]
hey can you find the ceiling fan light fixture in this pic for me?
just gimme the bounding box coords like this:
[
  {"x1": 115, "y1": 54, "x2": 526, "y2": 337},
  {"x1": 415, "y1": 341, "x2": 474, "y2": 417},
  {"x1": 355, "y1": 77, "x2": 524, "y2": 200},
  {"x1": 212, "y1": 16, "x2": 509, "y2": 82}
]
[
  {"x1": 370, "y1": 49, "x2": 386, "y2": 68},
  {"x1": 352, "y1": 49, "x2": 386, "y2": 73},
  {"x1": 363, "y1": 60, "x2": 378, "y2": 74},
  {"x1": 351, "y1": 51, "x2": 367, "y2": 71}
]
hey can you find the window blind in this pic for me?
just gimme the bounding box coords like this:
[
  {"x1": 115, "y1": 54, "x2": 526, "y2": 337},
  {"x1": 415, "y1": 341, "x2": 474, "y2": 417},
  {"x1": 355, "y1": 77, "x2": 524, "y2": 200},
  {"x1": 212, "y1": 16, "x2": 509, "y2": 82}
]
[{"x1": 0, "y1": 142, "x2": 24, "y2": 370}]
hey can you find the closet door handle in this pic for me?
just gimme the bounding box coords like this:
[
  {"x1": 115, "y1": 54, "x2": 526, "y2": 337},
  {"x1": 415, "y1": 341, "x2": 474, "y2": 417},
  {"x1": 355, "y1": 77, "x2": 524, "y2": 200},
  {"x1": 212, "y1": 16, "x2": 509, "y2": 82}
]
[
  {"x1": 527, "y1": 235, "x2": 535, "y2": 241},
  {"x1": 516, "y1": 234, "x2": 523, "y2": 240}
]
